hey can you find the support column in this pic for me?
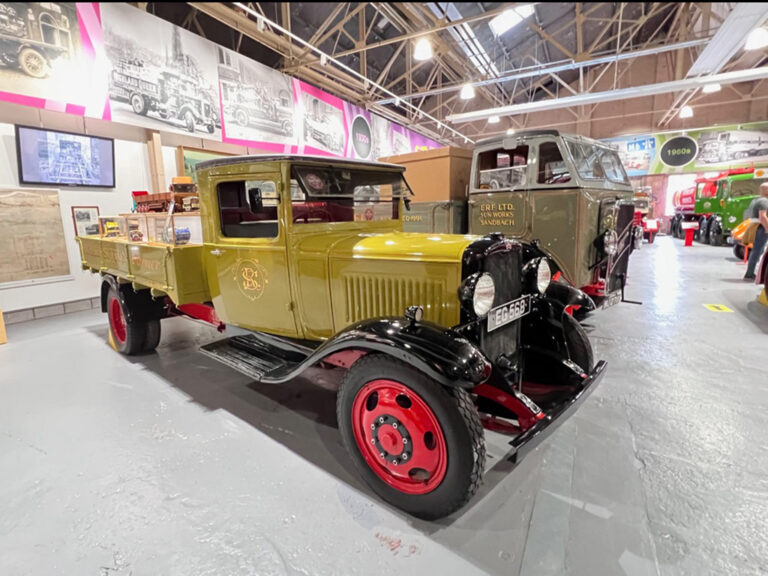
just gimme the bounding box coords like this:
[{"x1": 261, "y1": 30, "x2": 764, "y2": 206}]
[{"x1": 146, "y1": 130, "x2": 166, "y2": 194}]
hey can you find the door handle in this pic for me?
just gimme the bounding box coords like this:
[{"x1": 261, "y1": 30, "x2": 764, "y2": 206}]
[{"x1": 210, "y1": 249, "x2": 225, "y2": 257}]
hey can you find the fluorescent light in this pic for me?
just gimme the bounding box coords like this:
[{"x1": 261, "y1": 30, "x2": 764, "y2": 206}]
[
  {"x1": 414, "y1": 37, "x2": 433, "y2": 61},
  {"x1": 745, "y1": 27, "x2": 768, "y2": 50},
  {"x1": 488, "y1": 115, "x2": 500, "y2": 124},
  {"x1": 489, "y1": 5, "x2": 535, "y2": 37},
  {"x1": 679, "y1": 105, "x2": 693, "y2": 119},
  {"x1": 702, "y1": 83, "x2": 721, "y2": 94},
  {"x1": 506, "y1": 128, "x2": 516, "y2": 135},
  {"x1": 460, "y1": 84, "x2": 476, "y2": 100}
]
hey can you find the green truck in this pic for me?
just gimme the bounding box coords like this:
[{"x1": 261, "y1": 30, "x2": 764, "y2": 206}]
[
  {"x1": 78, "y1": 154, "x2": 606, "y2": 520},
  {"x1": 699, "y1": 168, "x2": 768, "y2": 246}
]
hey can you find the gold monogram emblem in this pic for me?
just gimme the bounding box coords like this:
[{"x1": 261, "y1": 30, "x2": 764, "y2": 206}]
[{"x1": 233, "y1": 259, "x2": 268, "y2": 301}]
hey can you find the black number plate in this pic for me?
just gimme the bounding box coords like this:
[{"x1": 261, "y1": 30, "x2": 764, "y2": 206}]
[{"x1": 487, "y1": 295, "x2": 531, "y2": 333}]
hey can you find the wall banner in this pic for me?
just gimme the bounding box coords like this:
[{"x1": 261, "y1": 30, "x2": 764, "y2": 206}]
[
  {"x1": 0, "y1": 3, "x2": 441, "y2": 158},
  {"x1": 604, "y1": 122, "x2": 768, "y2": 176}
]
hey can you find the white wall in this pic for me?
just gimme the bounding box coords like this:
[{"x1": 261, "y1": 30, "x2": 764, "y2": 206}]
[{"x1": 0, "y1": 122, "x2": 152, "y2": 312}]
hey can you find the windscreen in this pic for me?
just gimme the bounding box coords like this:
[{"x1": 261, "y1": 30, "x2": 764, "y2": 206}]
[
  {"x1": 291, "y1": 165, "x2": 409, "y2": 223},
  {"x1": 566, "y1": 139, "x2": 629, "y2": 185}
]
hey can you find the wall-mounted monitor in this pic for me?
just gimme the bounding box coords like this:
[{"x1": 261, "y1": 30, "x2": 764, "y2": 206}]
[{"x1": 15, "y1": 125, "x2": 116, "y2": 188}]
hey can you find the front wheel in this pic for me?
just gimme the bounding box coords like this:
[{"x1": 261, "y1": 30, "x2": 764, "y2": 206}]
[
  {"x1": 734, "y1": 243, "x2": 745, "y2": 260},
  {"x1": 18, "y1": 47, "x2": 48, "y2": 78},
  {"x1": 183, "y1": 110, "x2": 195, "y2": 133},
  {"x1": 337, "y1": 354, "x2": 485, "y2": 520},
  {"x1": 709, "y1": 223, "x2": 723, "y2": 246}
]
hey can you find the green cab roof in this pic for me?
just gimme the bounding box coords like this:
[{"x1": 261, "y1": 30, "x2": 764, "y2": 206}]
[{"x1": 195, "y1": 154, "x2": 407, "y2": 172}]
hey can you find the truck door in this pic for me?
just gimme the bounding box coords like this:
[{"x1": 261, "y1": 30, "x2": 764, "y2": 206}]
[{"x1": 204, "y1": 174, "x2": 298, "y2": 336}]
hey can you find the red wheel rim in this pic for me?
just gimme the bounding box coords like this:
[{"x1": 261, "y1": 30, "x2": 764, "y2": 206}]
[
  {"x1": 109, "y1": 297, "x2": 126, "y2": 344},
  {"x1": 351, "y1": 379, "x2": 447, "y2": 495}
]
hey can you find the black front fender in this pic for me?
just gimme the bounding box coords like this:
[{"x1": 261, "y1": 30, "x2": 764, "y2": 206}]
[
  {"x1": 546, "y1": 282, "x2": 596, "y2": 311},
  {"x1": 312, "y1": 317, "x2": 491, "y2": 389}
]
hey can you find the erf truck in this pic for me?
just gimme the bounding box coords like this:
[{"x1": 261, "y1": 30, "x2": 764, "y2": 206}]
[
  {"x1": 78, "y1": 155, "x2": 606, "y2": 520},
  {"x1": 383, "y1": 130, "x2": 638, "y2": 311}
]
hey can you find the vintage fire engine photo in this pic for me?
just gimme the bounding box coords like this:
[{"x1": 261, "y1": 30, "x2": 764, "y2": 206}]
[
  {"x1": 101, "y1": 2, "x2": 220, "y2": 138},
  {"x1": 217, "y1": 46, "x2": 295, "y2": 145}
]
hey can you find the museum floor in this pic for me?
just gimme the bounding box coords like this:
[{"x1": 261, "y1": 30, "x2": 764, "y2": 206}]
[{"x1": 2, "y1": 235, "x2": 767, "y2": 576}]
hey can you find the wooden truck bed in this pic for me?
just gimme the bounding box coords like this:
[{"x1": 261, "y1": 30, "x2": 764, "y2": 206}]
[{"x1": 78, "y1": 236, "x2": 210, "y2": 305}]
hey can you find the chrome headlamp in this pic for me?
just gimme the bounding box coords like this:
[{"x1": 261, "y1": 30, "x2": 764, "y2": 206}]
[
  {"x1": 603, "y1": 230, "x2": 618, "y2": 255},
  {"x1": 523, "y1": 257, "x2": 552, "y2": 294},
  {"x1": 459, "y1": 272, "x2": 496, "y2": 317}
]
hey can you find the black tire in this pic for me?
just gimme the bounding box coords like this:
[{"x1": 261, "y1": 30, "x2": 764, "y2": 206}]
[
  {"x1": 562, "y1": 313, "x2": 594, "y2": 373},
  {"x1": 131, "y1": 93, "x2": 147, "y2": 115},
  {"x1": 734, "y1": 244, "x2": 745, "y2": 260},
  {"x1": 107, "y1": 286, "x2": 145, "y2": 355},
  {"x1": 337, "y1": 354, "x2": 485, "y2": 520},
  {"x1": 142, "y1": 319, "x2": 161, "y2": 352},
  {"x1": 697, "y1": 218, "x2": 708, "y2": 243},
  {"x1": 18, "y1": 47, "x2": 48, "y2": 78},
  {"x1": 709, "y1": 224, "x2": 723, "y2": 246},
  {"x1": 672, "y1": 219, "x2": 682, "y2": 239},
  {"x1": 206, "y1": 123, "x2": 215, "y2": 134},
  {"x1": 235, "y1": 109, "x2": 248, "y2": 127}
]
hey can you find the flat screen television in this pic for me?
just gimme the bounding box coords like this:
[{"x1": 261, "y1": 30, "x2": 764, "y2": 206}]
[{"x1": 15, "y1": 125, "x2": 115, "y2": 188}]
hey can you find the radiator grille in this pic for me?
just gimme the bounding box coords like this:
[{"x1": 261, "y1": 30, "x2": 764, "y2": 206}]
[
  {"x1": 608, "y1": 202, "x2": 635, "y2": 292},
  {"x1": 343, "y1": 275, "x2": 446, "y2": 324},
  {"x1": 480, "y1": 248, "x2": 522, "y2": 363}
]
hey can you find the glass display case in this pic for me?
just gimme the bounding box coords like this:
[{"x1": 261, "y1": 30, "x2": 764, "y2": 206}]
[
  {"x1": 146, "y1": 213, "x2": 203, "y2": 246},
  {"x1": 123, "y1": 214, "x2": 149, "y2": 243},
  {"x1": 99, "y1": 216, "x2": 127, "y2": 238}
]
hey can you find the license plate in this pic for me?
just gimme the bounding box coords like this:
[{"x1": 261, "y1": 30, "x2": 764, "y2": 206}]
[
  {"x1": 487, "y1": 295, "x2": 531, "y2": 332},
  {"x1": 602, "y1": 290, "x2": 622, "y2": 309}
]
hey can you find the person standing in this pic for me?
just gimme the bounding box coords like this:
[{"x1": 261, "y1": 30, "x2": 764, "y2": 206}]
[{"x1": 744, "y1": 182, "x2": 768, "y2": 280}]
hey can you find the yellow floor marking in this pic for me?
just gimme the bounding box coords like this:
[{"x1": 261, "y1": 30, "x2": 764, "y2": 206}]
[
  {"x1": 703, "y1": 304, "x2": 733, "y2": 313},
  {"x1": 0, "y1": 309, "x2": 7, "y2": 345}
]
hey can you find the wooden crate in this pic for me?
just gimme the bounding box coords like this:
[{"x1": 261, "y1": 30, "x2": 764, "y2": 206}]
[{"x1": 379, "y1": 147, "x2": 473, "y2": 202}]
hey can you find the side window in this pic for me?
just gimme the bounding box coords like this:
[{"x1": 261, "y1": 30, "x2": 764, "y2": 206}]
[
  {"x1": 538, "y1": 142, "x2": 571, "y2": 184},
  {"x1": 217, "y1": 179, "x2": 279, "y2": 238},
  {"x1": 473, "y1": 145, "x2": 529, "y2": 191}
]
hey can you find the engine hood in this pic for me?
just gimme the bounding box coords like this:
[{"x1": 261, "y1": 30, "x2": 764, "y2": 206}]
[{"x1": 324, "y1": 231, "x2": 478, "y2": 263}]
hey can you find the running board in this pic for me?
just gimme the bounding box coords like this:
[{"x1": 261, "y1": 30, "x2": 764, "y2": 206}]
[{"x1": 200, "y1": 333, "x2": 313, "y2": 382}]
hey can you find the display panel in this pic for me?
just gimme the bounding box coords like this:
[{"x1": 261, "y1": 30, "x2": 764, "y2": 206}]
[{"x1": 15, "y1": 125, "x2": 115, "y2": 188}]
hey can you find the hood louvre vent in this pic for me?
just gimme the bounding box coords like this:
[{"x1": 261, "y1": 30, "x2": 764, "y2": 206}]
[{"x1": 344, "y1": 274, "x2": 446, "y2": 324}]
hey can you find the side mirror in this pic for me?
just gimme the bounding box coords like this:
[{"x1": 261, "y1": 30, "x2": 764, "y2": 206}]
[{"x1": 404, "y1": 196, "x2": 411, "y2": 211}]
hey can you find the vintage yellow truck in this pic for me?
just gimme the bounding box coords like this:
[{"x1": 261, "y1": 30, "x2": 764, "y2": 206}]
[{"x1": 78, "y1": 154, "x2": 605, "y2": 520}]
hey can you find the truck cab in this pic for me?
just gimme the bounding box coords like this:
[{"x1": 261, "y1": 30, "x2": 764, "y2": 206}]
[
  {"x1": 79, "y1": 154, "x2": 607, "y2": 520},
  {"x1": 702, "y1": 168, "x2": 766, "y2": 246},
  {"x1": 468, "y1": 130, "x2": 636, "y2": 307}
]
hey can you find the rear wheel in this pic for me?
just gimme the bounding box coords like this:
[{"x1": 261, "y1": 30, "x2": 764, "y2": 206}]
[
  {"x1": 131, "y1": 93, "x2": 148, "y2": 115},
  {"x1": 337, "y1": 354, "x2": 485, "y2": 520},
  {"x1": 183, "y1": 110, "x2": 195, "y2": 133},
  {"x1": 142, "y1": 319, "x2": 162, "y2": 352},
  {"x1": 107, "y1": 287, "x2": 145, "y2": 355},
  {"x1": 734, "y1": 244, "x2": 745, "y2": 260},
  {"x1": 235, "y1": 109, "x2": 248, "y2": 126},
  {"x1": 709, "y1": 222, "x2": 723, "y2": 246}
]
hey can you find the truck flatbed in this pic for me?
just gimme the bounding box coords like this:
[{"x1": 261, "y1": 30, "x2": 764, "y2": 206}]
[{"x1": 78, "y1": 236, "x2": 210, "y2": 305}]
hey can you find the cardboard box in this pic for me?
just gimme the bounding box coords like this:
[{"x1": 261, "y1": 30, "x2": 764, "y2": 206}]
[{"x1": 380, "y1": 147, "x2": 473, "y2": 202}]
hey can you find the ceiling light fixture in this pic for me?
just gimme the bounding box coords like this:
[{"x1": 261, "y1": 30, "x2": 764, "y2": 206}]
[
  {"x1": 745, "y1": 27, "x2": 768, "y2": 50},
  {"x1": 488, "y1": 115, "x2": 500, "y2": 124},
  {"x1": 414, "y1": 37, "x2": 433, "y2": 61},
  {"x1": 679, "y1": 105, "x2": 694, "y2": 119},
  {"x1": 460, "y1": 84, "x2": 476, "y2": 100},
  {"x1": 489, "y1": 4, "x2": 535, "y2": 37},
  {"x1": 702, "y1": 83, "x2": 721, "y2": 93},
  {"x1": 506, "y1": 128, "x2": 516, "y2": 135}
]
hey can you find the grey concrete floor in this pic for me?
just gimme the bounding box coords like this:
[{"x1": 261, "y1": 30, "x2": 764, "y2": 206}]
[{"x1": 1, "y1": 235, "x2": 767, "y2": 576}]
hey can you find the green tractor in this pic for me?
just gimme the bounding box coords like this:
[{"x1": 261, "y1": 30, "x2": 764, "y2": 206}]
[{"x1": 701, "y1": 168, "x2": 768, "y2": 247}]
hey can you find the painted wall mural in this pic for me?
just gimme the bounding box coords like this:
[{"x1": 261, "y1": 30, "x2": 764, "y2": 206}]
[
  {"x1": 604, "y1": 122, "x2": 768, "y2": 176},
  {"x1": 0, "y1": 3, "x2": 441, "y2": 158}
]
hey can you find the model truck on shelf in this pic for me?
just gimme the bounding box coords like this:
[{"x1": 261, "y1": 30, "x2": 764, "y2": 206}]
[
  {"x1": 109, "y1": 59, "x2": 217, "y2": 134},
  {"x1": 383, "y1": 130, "x2": 639, "y2": 311},
  {"x1": 78, "y1": 154, "x2": 606, "y2": 520}
]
